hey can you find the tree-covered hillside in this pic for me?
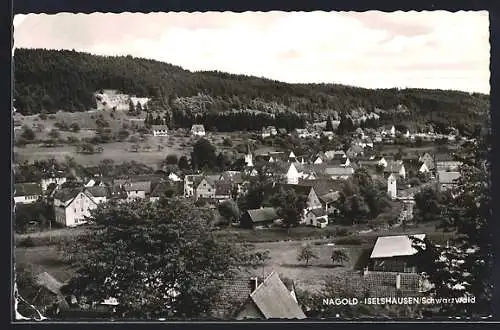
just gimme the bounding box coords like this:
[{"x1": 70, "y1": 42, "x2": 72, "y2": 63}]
[{"x1": 13, "y1": 48, "x2": 490, "y2": 132}]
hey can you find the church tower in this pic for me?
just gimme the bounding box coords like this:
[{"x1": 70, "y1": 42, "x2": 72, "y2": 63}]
[{"x1": 387, "y1": 173, "x2": 397, "y2": 200}]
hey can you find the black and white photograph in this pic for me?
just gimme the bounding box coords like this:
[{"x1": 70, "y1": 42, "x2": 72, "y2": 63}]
[{"x1": 11, "y1": 10, "x2": 492, "y2": 321}]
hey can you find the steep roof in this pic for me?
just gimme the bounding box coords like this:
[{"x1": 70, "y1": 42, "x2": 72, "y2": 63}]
[
  {"x1": 150, "y1": 181, "x2": 171, "y2": 197},
  {"x1": 299, "y1": 179, "x2": 343, "y2": 197},
  {"x1": 14, "y1": 182, "x2": 42, "y2": 197},
  {"x1": 151, "y1": 125, "x2": 169, "y2": 130},
  {"x1": 53, "y1": 187, "x2": 83, "y2": 203},
  {"x1": 319, "y1": 191, "x2": 341, "y2": 204},
  {"x1": 384, "y1": 160, "x2": 405, "y2": 173},
  {"x1": 278, "y1": 183, "x2": 313, "y2": 197},
  {"x1": 370, "y1": 234, "x2": 426, "y2": 259},
  {"x1": 309, "y1": 208, "x2": 327, "y2": 217},
  {"x1": 246, "y1": 207, "x2": 280, "y2": 223},
  {"x1": 215, "y1": 182, "x2": 232, "y2": 196},
  {"x1": 249, "y1": 272, "x2": 306, "y2": 319}
]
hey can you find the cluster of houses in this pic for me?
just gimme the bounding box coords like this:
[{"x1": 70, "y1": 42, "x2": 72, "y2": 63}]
[{"x1": 151, "y1": 124, "x2": 206, "y2": 138}]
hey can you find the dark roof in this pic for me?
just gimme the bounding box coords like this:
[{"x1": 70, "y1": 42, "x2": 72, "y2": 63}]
[
  {"x1": 299, "y1": 179, "x2": 344, "y2": 196},
  {"x1": 215, "y1": 182, "x2": 232, "y2": 196},
  {"x1": 53, "y1": 187, "x2": 83, "y2": 203},
  {"x1": 309, "y1": 208, "x2": 327, "y2": 217},
  {"x1": 278, "y1": 183, "x2": 313, "y2": 197},
  {"x1": 85, "y1": 186, "x2": 108, "y2": 198},
  {"x1": 384, "y1": 160, "x2": 405, "y2": 173},
  {"x1": 150, "y1": 181, "x2": 171, "y2": 197},
  {"x1": 108, "y1": 185, "x2": 128, "y2": 199},
  {"x1": 219, "y1": 171, "x2": 244, "y2": 184},
  {"x1": 319, "y1": 191, "x2": 341, "y2": 204},
  {"x1": 211, "y1": 278, "x2": 254, "y2": 318},
  {"x1": 14, "y1": 182, "x2": 42, "y2": 197},
  {"x1": 151, "y1": 125, "x2": 169, "y2": 130},
  {"x1": 246, "y1": 208, "x2": 280, "y2": 223},
  {"x1": 249, "y1": 272, "x2": 306, "y2": 319},
  {"x1": 123, "y1": 181, "x2": 152, "y2": 193}
]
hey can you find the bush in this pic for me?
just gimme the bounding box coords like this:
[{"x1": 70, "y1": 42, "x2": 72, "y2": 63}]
[
  {"x1": 70, "y1": 123, "x2": 81, "y2": 132},
  {"x1": 165, "y1": 154, "x2": 179, "y2": 165},
  {"x1": 335, "y1": 228, "x2": 351, "y2": 237},
  {"x1": 48, "y1": 129, "x2": 60, "y2": 139},
  {"x1": 222, "y1": 138, "x2": 233, "y2": 147},
  {"x1": 334, "y1": 236, "x2": 363, "y2": 245},
  {"x1": 21, "y1": 126, "x2": 35, "y2": 141},
  {"x1": 19, "y1": 236, "x2": 35, "y2": 248},
  {"x1": 39, "y1": 113, "x2": 47, "y2": 120}
]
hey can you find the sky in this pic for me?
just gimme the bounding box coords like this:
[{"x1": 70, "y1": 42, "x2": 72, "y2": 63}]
[{"x1": 13, "y1": 11, "x2": 490, "y2": 94}]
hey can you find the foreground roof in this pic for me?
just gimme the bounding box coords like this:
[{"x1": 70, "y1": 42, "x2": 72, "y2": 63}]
[
  {"x1": 370, "y1": 234, "x2": 426, "y2": 259},
  {"x1": 249, "y1": 272, "x2": 306, "y2": 319},
  {"x1": 246, "y1": 207, "x2": 280, "y2": 223},
  {"x1": 14, "y1": 182, "x2": 42, "y2": 197}
]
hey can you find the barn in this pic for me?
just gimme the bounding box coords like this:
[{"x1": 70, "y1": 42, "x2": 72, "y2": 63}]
[{"x1": 369, "y1": 234, "x2": 426, "y2": 273}]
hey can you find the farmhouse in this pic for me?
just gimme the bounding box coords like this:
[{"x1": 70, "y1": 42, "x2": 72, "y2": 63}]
[
  {"x1": 369, "y1": 234, "x2": 426, "y2": 273},
  {"x1": 304, "y1": 208, "x2": 328, "y2": 228},
  {"x1": 285, "y1": 163, "x2": 300, "y2": 184},
  {"x1": 151, "y1": 125, "x2": 169, "y2": 137},
  {"x1": 53, "y1": 188, "x2": 98, "y2": 227},
  {"x1": 435, "y1": 154, "x2": 462, "y2": 171},
  {"x1": 190, "y1": 124, "x2": 206, "y2": 137},
  {"x1": 193, "y1": 177, "x2": 216, "y2": 201},
  {"x1": 261, "y1": 126, "x2": 277, "y2": 138},
  {"x1": 324, "y1": 150, "x2": 346, "y2": 160},
  {"x1": 184, "y1": 174, "x2": 204, "y2": 197},
  {"x1": 437, "y1": 170, "x2": 461, "y2": 191},
  {"x1": 14, "y1": 182, "x2": 42, "y2": 204},
  {"x1": 418, "y1": 152, "x2": 435, "y2": 170},
  {"x1": 324, "y1": 166, "x2": 354, "y2": 180},
  {"x1": 240, "y1": 207, "x2": 281, "y2": 229},
  {"x1": 123, "y1": 181, "x2": 152, "y2": 200},
  {"x1": 319, "y1": 191, "x2": 340, "y2": 216},
  {"x1": 85, "y1": 186, "x2": 108, "y2": 204},
  {"x1": 149, "y1": 181, "x2": 171, "y2": 202}
]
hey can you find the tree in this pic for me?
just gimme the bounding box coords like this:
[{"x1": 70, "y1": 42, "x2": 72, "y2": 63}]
[
  {"x1": 165, "y1": 154, "x2": 179, "y2": 165},
  {"x1": 130, "y1": 144, "x2": 140, "y2": 152},
  {"x1": 217, "y1": 200, "x2": 240, "y2": 226},
  {"x1": 191, "y1": 139, "x2": 217, "y2": 171},
  {"x1": 297, "y1": 244, "x2": 318, "y2": 266},
  {"x1": 325, "y1": 116, "x2": 335, "y2": 131},
  {"x1": 269, "y1": 188, "x2": 307, "y2": 229},
  {"x1": 21, "y1": 126, "x2": 35, "y2": 141},
  {"x1": 128, "y1": 99, "x2": 136, "y2": 115},
  {"x1": 331, "y1": 249, "x2": 349, "y2": 266},
  {"x1": 48, "y1": 129, "x2": 60, "y2": 139},
  {"x1": 413, "y1": 187, "x2": 443, "y2": 223},
  {"x1": 178, "y1": 156, "x2": 189, "y2": 171},
  {"x1": 63, "y1": 198, "x2": 262, "y2": 319},
  {"x1": 412, "y1": 135, "x2": 491, "y2": 318},
  {"x1": 70, "y1": 123, "x2": 81, "y2": 132}
]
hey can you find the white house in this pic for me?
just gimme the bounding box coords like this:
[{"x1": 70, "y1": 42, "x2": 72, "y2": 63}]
[
  {"x1": 123, "y1": 181, "x2": 152, "y2": 200},
  {"x1": 14, "y1": 182, "x2": 42, "y2": 204},
  {"x1": 191, "y1": 124, "x2": 206, "y2": 137},
  {"x1": 244, "y1": 152, "x2": 254, "y2": 167},
  {"x1": 324, "y1": 166, "x2": 355, "y2": 180},
  {"x1": 53, "y1": 188, "x2": 98, "y2": 227},
  {"x1": 40, "y1": 176, "x2": 67, "y2": 192},
  {"x1": 418, "y1": 162, "x2": 430, "y2": 173},
  {"x1": 152, "y1": 125, "x2": 169, "y2": 137},
  {"x1": 85, "y1": 186, "x2": 108, "y2": 204},
  {"x1": 168, "y1": 172, "x2": 182, "y2": 182},
  {"x1": 390, "y1": 125, "x2": 396, "y2": 137},
  {"x1": 387, "y1": 174, "x2": 397, "y2": 200},
  {"x1": 378, "y1": 157, "x2": 388, "y2": 168},
  {"x1": 286, "y1": 163, "x2": 300, "y2": 185},
  {"x1": 313, "y1": 156, "x2": 323, "y2": 164},
  {"x1": 288, "y1": 151, "x2": 296, "y2": 161},
  {"x1": 304, "y1": 209, "x2": 328, "y2": 228}
]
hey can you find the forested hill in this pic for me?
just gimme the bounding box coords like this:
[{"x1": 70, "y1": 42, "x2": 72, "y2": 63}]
[{"x1": 14, "y1": 48, "x2": 489, "y2": 130}]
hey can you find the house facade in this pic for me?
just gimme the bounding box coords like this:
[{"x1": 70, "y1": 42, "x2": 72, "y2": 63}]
[
  {"x1": 123, "y1": 181, "x2": 152, "y2": 200},
  {"x1": 324, "y1": 166, "x2": 354, "y2": 180},
  {"x1": 41, "y1": 177, "x2": 67, "y2": 192},
  {"x1": 53, "y1": 189, "x2": 98, "y2": 227},
  {"x1": 190, "y1": 125, "x2": 206, "y2": 137},
  {"x1": 14, "y1": 182, "x2": 42, "y2": 204},
  {"x1": 369, "y1": 234, "x2": 425, "y2": 273},
  {"x1": 151, "y1": 125, "x2": 169, "y2": 137}
]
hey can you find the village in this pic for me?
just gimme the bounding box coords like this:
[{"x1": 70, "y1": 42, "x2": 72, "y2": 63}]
[{"x1": 14, "y1": 114, "x2": 468, "y2": 319}]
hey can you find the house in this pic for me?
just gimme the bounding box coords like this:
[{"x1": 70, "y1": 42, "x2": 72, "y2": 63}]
[
  {"x1": 168, "y1": 172, "x2": 182, "y2": 182},
  {"x1": 261, "y1": 127, "x2": 272, "y2": 138},
  {"x1": 369, "y1": 234, "x2": 426, "y2": 273},
  {"x1": 244, "y1": 152, "x2": 254, "y2": 168},
  {"x1": 285, "y1": 163, "x2": 300, "y2": 184},
  {"x1": 387, "y1": 174, "x2": 397, "y2": 200},
  {"x1": 418, "y1": 162, "x2": 430, "y2": 173},
  {"x1": 346, "y1": 145, "x2": 364, "y2": 158},
  {"x1": 419, "y1": 153, "x2": 435, "y2": 171},
  {"x1": 437, "y1": 171, "x2": 461, "y2": 191},
  {"x1": 384, "y1": 160, "x2": 406, "y2": 179},
  {"x1": 85, "y1": 186, "x2": 108, "y2": 204},
  {"x1": 107, "y1": 184, "x2": 128, "y2": 202},
  {"x1": 435, "y1": 154, "x2": 462, "y2": 171},
  {"x1": 53, "y1": 188, "x2": 98, "y2": 227},
  {"x1": 151, "y1": 125, "x2": 169, "y2": 137},
  {"x1": 40, "y1": 176, "x2": 67, "y2": 192},
  {"x1": 324, "y1": 166, "x2": 354, "y2": 180},
  {"x1": 149, "y1": 181, "x2": 172, "y2": 202},
  {"x1": 240, "y1": 207, "x2": 281, "y2": 229},
  {"x1": 304, "y1": 208, "x2": 328, "y2": 228},
  {"x1": 324, "y1": 150, "x2": 346, "y2": 160},
  {"x1": 390, "y1": 125, "x2": 396, "y2": 137},
  {"x1": 194, "y1": 177, "x2": 216, "y2": 201},
  {"x1": 214, "y1": 181, "x2": 233, "y2": 202},
  {"x1": 295, "y1": 128, "x2": 312, "y2": 139},
  {"x1": 14, "y1": 182, "x2": 42, "y2": 204},
  {"x1": 190, "y1": 124, "x2": 206, "y2": 137},
  {"x1": 184, "y1": 174, "x2": 204, "y2": 197},
  {"x1": 319, "y1": 191, "x2": 340, "y2": 216},
  {"x1": 235, "y1": 272, "x2": 306, "y2": 320},
  {"x1": 322, "y1": 131, "x2": 335, "y2": 140},
  {"x1": 123, "y1": 181, "x2": 152, "y2": 200},
  {"x1": 288, "y1": 151, "x2": 297, "y2": 162}
]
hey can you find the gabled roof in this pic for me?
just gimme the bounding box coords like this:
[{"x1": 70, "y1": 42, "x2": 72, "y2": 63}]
[
  {"x1": 123, "y1": 181, "x2": 152, "y2": 193},
  {"x1": 324, "y1": 150, "x2": 346, "y2": 160},
  {"x1": 249, "y1": 272, "x2": 306, "y2": 319},
  {"x1": 324, "y1": 166, "x2": 355, "y2": 176},
  {"x1": 53, "y1": 187, "x2": 84, "y2": 203},
  {"x1": 319, "y1": 191, "x2": 341, "y2": 204},
  {"x1": 438, "y1": 171, "x2": 461, "y2": 184},
  {"x1": 246, "y1": 207, "x2": 280, "y2": 223},
  {"x1": 278, "y1": 183, "x2": 314, "y2": 197},
  {"x1": 108, "y1": 184, "x2": 128, "y2": 199},
  {"x1": 384, "y1": 160, "x2": 405, "y2": 173},
  {"x1": 14, "y1": 182, "x2": 42, "y2": 197},
  {"x1": 299, "y1": 179, "x2": 343, "y2": 197},
  {"x1": 309, "y1": 208, "x2": 327, "y2": 217},
  {"x1": 150, "y1": 181, "x2": 171, "y2": 198},
  {"x1": 151, "y1": 125, "x2": 169, "y2": 130},
  {"x1": 215, "y1": 182, "x2": 232, "y2": 196},
  {"x1": 191, "y1": 124, "x2": 205, "y2": 131},
  {"x1": 370, "y1": 234, "x2": 426, "y2": 259},
  {"x1": 219, "y1": 171, "x2": 244, "y2": 184}
]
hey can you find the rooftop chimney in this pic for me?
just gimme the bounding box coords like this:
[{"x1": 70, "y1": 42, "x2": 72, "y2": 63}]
[{"x1": 249, "y1": 277, "x2": 259, "y2": 293}]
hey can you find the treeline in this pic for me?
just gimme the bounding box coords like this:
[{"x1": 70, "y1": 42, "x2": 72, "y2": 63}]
[
  {"x1": 14, "y1": 48, "x2": 489, "y2": 132},
  {"x1": 171, "y1": 110, "x2": 306, "y2": 132}
]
